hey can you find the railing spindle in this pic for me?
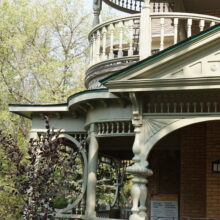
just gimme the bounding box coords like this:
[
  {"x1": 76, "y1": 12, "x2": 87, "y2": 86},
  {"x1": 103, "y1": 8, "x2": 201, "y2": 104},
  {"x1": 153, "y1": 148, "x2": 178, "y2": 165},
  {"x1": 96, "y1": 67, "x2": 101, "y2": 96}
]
[
  {"x1": 96, "y1": 30, "x2": 101, "y2": 62},
  {"x1": 92, "y1": 34, "x2": 96, "y2": 64},
  {"x1": 174, "y1": 18, "x2": 179, "y2": 44},
  {"x1": 118, "y1": 21, "x2": 124, "y2": 58},
  {"x1": 187, "y1": 18, "x2": 192, "y2": 38},
  {"x1": 160, "y1": 18, "x2": 165, "y2": 51},
  {"x1": 102, "y1": 27, "x2": 107, "y2": 60},
  {"x1": 89, "y1": 38, "x2": 94, "y2": 66},
  {"x1": 210, "y1": 21, "x2": 216, "y2": 27},
  {"x1": 128, "y1": 20, "x2": 134, "y2": 56},
  {"x1": 109, "y1": 24, "x2": 115, "y2": 59},
  {"x1": 199, "y1": 19, "x2": 205, "y2": 32}
]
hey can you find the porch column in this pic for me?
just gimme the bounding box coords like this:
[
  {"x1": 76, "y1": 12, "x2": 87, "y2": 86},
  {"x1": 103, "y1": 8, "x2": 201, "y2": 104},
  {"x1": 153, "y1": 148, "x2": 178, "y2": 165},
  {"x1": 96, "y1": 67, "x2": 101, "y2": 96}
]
[
  {"x1": 139, "y1": 0, "x2": 151, "y2": 60},
  {"x1": 127, "y1": 93, "x2": 153, "y2": 220},
  {"x1": 86, "y1": 123, "x2": 99, "y2": 218},
  {"x1": 93, "y1": 0, "x2": 102, "y2": 27}
]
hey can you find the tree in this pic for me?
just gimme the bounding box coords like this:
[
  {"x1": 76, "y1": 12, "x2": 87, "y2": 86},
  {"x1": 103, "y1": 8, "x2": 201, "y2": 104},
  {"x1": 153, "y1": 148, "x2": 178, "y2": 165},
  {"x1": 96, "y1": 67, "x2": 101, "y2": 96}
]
[
  {"x1": 0, "y1": 116, "x2": 84, "y2": 219},
  {"x1": 0, "y1": 0, "x2": 91, "y2": 217},
  {"x1": 0, "y1": 0, "x2": 90, "y2": 105}
]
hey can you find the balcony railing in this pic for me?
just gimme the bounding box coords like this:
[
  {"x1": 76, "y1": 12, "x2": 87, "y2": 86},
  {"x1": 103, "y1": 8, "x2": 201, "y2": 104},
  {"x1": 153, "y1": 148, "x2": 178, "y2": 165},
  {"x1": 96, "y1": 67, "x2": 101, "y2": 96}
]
[
  {"x1": 88, "y1": 12, "x2": 220, "y2": 68},
  {"x1": 103, "y1": 0, "x2": 174, "y2": 14}
]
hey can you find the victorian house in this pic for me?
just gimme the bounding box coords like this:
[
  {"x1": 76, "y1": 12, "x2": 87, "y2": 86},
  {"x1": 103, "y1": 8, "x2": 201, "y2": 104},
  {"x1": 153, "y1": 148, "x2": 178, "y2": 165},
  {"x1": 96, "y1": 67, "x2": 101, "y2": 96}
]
[{"x1": 9, "y1": 0, "x2": 220, "y2": 219}]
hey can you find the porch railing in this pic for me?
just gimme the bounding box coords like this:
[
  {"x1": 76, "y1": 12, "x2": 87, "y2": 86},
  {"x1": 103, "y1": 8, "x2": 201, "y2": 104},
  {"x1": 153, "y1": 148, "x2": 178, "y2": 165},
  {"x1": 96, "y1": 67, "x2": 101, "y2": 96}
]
[{"x1": 88, "y1": 12, "x2": 220, "y2": 68}]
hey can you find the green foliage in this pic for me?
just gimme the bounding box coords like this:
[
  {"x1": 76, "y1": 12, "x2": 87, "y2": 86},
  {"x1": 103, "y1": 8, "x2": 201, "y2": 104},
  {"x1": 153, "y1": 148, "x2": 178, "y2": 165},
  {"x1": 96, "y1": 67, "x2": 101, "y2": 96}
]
[{"x1": 0, "y1": 0, "x2": 91, "y2": 218}]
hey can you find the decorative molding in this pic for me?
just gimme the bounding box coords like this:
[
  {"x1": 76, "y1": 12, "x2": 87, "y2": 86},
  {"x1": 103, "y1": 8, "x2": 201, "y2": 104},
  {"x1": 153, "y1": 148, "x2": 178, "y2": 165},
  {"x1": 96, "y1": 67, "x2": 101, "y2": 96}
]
[{"x1": 142, "y1": 118, "x2": 179, "y2": 147}]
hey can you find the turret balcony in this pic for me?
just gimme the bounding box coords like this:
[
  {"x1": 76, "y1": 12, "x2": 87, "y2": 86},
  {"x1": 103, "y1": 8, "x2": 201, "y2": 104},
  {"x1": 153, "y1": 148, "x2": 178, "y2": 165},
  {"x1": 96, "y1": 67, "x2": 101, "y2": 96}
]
[{"x1": 86, "y1": 12, "x2": 220, "y2": 89}]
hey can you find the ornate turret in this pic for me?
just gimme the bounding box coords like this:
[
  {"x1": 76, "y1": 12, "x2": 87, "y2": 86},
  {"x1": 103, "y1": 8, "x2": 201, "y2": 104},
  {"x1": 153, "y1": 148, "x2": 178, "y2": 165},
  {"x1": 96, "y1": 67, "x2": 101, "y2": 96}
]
[{"x1": 85, "y1": 0, "x2": 220, "y2": 89}]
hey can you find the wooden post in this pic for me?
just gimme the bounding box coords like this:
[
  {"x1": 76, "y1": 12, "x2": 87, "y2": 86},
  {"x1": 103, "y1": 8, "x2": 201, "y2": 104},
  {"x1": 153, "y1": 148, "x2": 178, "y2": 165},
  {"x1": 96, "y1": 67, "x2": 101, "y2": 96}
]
[
  {"x1": 85, "y1": 124, "x2": 99, "y2": 218},
  {"x1": 139, "y1": 0, "x2": 151, "y2": 60},
  {"x1": 93, "y1": 0, "x2": 102, "y2": 27}
]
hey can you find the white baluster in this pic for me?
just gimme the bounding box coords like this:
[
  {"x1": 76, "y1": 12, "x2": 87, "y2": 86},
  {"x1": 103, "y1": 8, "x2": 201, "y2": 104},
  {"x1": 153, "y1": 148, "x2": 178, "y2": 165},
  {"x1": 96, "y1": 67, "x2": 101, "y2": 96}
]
[
  {"x1": 128, "y1": 19, "x2": 134, "y2": 56},
  {"x1": 200, "y1": 102, "x2": 204, "y2": 113},
  {"x1": 102, "y1": 27, "x2": 107, "y2": 60},
  {"x1": 173, "y1": 102, "x2": 177, "y2": 113},
  {"x1": 106, "y1": 123, "x2": 109, "y2": 134},
  {"x1": 199, "y1": 19, "x2": 205, "y2": 32},
  {"x1": 160, "y1": 18, "x2": 165, "y2": 51},
  {"x1": 187, "y1": 19, "x2": 192, "y2": 38},
  {"x1": 214, "y1": 102, "x2": 218, "y2": 112},
  {"x1": 96, "y1": 30, "x2": 101, "y2": 62},
  {"x1": 92, "y1": 34, "x2": 96, "y2": 64},
  {"x1": 167, "y1": 103, "x2": 170, "y2": 113},
  {"x1": 111, "y1": 122, "x2": 114, "y2": 134},
  {"x1": 207, "y1": 102, "x2": 210, "y2": 113},
  {"x1": 122, "y1": 122, "x2": 125, "y2": 133},
  {"x1": 128, "y1": 122, "x2": 131, "y2": 133},
  {"x1": 174, "y1": 18, "x2": 179, "y2": 44},
  {"x1": 193, "y1": 102, "x2": 197, "y2": 113},
  {"x1": 116, "y1": 122, "x2": 120, "y2": 133},
  {"x1": 109, "y1": 23, "x2": 115, "y2": 59},
  {"x1": 147, "y1": 103, "x2": 151, "y2": 113},
  {"x1": 180, "y1": 102, "x2": 183, "y2": 113},
  {"x1": 154, "y1": 103, "x2": 157, "y2": 113},
  {"x1": 118, "y1": 21, "x2": 124, "y2": 58},
  {"x1": 89, "y1": 38, "x2": 93, "y2": 66},
  {"x1": 160, "y1": 103, "x2": 164, "y2": 113},
  {"x1": 210, "y1": 21, "x2": 216, "y2": 27},
  {"x1": 102, "y1": 123, "x2": 105, "y2": 134},
  {"x1": 186, "y1": 102, "x2": 190, "y2": 113}
]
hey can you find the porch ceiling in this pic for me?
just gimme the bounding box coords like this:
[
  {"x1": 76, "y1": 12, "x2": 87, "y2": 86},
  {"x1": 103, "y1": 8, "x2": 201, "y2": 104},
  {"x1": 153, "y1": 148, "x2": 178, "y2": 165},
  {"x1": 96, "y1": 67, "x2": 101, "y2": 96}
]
[{"x1": 183, "y1": 0, "x2": 220, "y2": 12}]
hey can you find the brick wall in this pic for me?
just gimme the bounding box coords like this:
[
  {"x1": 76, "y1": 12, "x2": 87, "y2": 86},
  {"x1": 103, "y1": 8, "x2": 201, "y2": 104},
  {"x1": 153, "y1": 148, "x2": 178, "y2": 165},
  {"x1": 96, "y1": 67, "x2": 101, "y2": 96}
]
[
  {"x1": 180, "y1": 123, "x2": 207, "y2": 218},
  {"x1": 206, "y1": 121, "x2": 220, "y2": 218},
  {"x1": 148, "y1": 121, "x2": 220, "y2": 218}
]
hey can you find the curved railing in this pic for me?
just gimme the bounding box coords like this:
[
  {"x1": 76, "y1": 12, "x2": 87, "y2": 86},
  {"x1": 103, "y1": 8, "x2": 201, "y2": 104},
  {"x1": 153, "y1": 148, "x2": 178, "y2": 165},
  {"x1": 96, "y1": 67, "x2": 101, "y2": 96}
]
[
  {"x1": 88, "y1": 12, "x2": 220, "y2": 68},
  {"x1": 103, "y1": 0, "x2": 174, "y2": 14},
  {"x1": 103, "y1": 0, "x2": 143, "y2": 13},
  {"x1": 88, "y1": 14, "x2": 141, "y2": 66}
]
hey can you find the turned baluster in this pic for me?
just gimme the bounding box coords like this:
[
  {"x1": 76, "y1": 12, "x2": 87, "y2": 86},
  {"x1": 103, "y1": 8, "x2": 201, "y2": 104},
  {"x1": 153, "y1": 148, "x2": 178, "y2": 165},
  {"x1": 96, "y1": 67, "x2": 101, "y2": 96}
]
[
  {"x1": 118, "y1": 21, "x2": 124, "y2": 58},
  {"x1": 106, "y1": 122, "x2": 110, "y2": 134},
  {"x1": 214, "y1": 102, "x2": 218, "y2": 112},
  {"x1": 116, "y1": 122, "x2": 120, "y2": 133},
  {"x1": 109, "y1": 23, "x2": 115, "y2": 59},
  {"x1": 89, "y1": 38, "x2": 93, "y2": 66},
  {"x1": 128, "y1": 20, "x2": 134, "y2": 56},
  {"x1": 174, "y1": 18, "x2": 179, "y2": 44},
  {"x1": 200, "y1": 102, "x2": 204, "y2": 113},
  {"x1": 96, "y1": 30, "x2": 101, "y2": 62},
  {"x1": 102, "y1": 123, "x2": 105, "y2": 134},
  {"x1": 187, "y1": 19, "x2": 192, "y2": 38},
  {"x1": 210, "y1": 21, "x2": 216, "y2": 27},
  {"x1": 111, "y1": 122, "x2": 114, "y2": 134},
  {"x1": 193, "y1": 102, "x2": 197, "y2": 113},
  {"x1": 180, "y1": 102, "x2": 183, "y2": 113},
  {"x1": 154, "y1": 103, "x2": 157, "y2": 113},
  {"x1": 186, "y1": 102, "x2": 190, "y2": 113},
  {"x1": 199, "y1": 19, "x2": 205, "y2": 32},
  {"x1": 160, "y1": 103, "x2": 164, "y2": 113},
  {"x1": 92, "y1": 34, "x2": 96, "y2": 64},
  {"x1": 147, "y1": 103, "x2": 151, "y2": 113},
  {"x1": 102, "y1": 27, "x2": 107, "y2": 60},
  {"x1": 173, "y1": 102, "x2": 177, "y2": 113},
  {"x1": 160, "y1": 18, "x2": 165, "y2": 51},
  {"x1": 167, "y1": 103, "x2": 170, "y2": 113},
  {"x1": 122, "y1": 122, "x2": 125, "y2": 133},
  {"x1": 207, "y1": 102, "x2": 210, "y2": 113},
  {"x1": 158, "y1": 2, "x2": 161, "y2": 12}
]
